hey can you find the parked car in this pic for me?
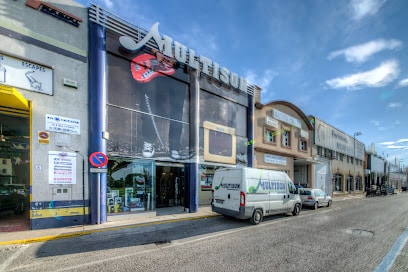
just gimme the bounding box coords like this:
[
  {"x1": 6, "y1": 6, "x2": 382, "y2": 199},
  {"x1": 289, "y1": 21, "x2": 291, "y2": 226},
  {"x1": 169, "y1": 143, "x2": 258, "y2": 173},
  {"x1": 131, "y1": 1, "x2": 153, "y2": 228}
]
[
  {"x1": 382, "y1": 185, "x2": 395, "y2": 195},
  {"x1": 0, "y1": 185, "x2": 26, "y2": 214},
  {"x1": 299, "y1": 188, "x2": 332, "y2": 210},
  {"x1": 6, "y1": 184, "x2": 29, "y2": 198}
]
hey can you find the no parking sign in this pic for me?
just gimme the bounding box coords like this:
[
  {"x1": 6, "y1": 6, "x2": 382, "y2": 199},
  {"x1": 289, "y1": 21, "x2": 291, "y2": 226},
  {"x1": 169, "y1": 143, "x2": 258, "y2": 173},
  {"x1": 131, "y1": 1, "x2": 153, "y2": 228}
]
[{"x1": 89, "y1": 152, "x2": 108, "y2": 168}]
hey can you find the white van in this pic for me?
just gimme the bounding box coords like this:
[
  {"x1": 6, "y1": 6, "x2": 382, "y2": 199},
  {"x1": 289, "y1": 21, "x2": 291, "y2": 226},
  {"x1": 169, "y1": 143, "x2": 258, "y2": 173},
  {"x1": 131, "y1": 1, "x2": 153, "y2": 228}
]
[{"x1": 212, "y1": 167, "x2": 301, "y2": 224}]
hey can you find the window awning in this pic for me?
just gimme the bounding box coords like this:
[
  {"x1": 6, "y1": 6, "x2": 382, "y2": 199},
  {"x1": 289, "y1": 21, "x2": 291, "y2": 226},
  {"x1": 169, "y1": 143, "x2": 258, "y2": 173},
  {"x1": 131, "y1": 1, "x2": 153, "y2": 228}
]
[{"x1": 0, "y1": 85, "x2": 29, "y2": 111}]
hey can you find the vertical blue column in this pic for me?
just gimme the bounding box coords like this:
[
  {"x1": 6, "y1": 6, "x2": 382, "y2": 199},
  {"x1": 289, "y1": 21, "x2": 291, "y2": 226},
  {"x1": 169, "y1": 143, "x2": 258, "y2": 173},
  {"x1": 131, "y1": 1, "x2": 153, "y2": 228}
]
[
  {"x1": 188, "y1": 163, "x2": 198, "y2": 212},
  {"x1": 247, "y1": 94, "x2": 254, "y2": 167},
  {"x1": 88, "y1": 22, "x2": 107, "y2": 224}
]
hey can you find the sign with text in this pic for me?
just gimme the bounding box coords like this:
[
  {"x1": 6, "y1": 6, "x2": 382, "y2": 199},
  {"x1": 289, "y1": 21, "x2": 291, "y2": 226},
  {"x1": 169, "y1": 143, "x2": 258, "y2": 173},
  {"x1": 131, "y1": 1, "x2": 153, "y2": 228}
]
[
  {"x1": 0, "y1": 53, "x2": 53, "y2": 95},
  {"x1": 48, "y1": 151, "x2": 77, "y2": 184},
  {"x1": 46, "y1": 114, "x2": 80, "y2": 135}
]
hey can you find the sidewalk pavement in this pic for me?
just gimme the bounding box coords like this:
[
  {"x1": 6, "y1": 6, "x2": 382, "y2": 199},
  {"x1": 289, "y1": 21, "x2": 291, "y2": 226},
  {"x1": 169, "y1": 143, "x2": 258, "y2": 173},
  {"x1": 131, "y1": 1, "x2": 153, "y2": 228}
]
[{"x1": 0, "y1": 194, "x2": 365, "y2": 246}]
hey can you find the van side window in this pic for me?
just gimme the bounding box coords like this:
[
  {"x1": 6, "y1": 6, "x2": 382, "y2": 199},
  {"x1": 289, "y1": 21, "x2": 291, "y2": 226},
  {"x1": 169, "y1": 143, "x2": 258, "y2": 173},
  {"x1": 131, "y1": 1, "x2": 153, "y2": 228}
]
[{"x1": 288, "y1": 183, "x2": 296, "y2": 194}]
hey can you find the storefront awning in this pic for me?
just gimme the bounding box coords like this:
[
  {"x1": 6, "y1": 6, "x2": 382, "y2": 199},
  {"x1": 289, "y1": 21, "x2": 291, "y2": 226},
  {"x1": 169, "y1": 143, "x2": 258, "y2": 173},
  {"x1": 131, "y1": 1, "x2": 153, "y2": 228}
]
[{"x1": 0, "y1": 85, "x2": 29, "y2": 112}]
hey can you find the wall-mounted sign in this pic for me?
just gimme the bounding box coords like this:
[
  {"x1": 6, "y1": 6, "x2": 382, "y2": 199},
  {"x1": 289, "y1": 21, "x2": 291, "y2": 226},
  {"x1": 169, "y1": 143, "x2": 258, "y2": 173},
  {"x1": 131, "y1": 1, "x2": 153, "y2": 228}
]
[
  {"x1": 264, "y1": 154, "x2": 287, "y2": 165},
  {"x1": 46, "y1": 114, "x2": 80, "y2": 135},
  {"x1": 273, "y1": 109, "x2": 301, "y2": 129},
  {"x1": 48, "y1": 151, "x2": 76, "y2": 184},
  {"x1": 0, "y1": 53, "x2": 53, "y2": 95},
  {"x1": 314, "y1": 118, "x2": 364, "y2": 159},
  {"x1": 119, "y1": 23, "x2": 252, "y2": 94},
  {"x1": 38, "y1": 131, "x2": 50, "y2": 144}
]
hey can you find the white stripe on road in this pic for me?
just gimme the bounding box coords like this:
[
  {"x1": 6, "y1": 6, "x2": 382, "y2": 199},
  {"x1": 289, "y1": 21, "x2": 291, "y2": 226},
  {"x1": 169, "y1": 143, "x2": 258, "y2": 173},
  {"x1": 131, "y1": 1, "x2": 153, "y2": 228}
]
[
  {"x1": 0, "y1": 245, "x2": 29, "y2": 271},
  {"x1": 374, "y1": 226, "x2": 408, "y2": 272}
]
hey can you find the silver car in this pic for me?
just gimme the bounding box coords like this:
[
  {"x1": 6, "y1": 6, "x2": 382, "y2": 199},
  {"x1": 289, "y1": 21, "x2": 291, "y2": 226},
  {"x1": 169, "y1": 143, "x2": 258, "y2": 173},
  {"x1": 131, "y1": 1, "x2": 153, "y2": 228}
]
[{"x1": 299, "y1": 188, "x2": 332, "y2": 210}]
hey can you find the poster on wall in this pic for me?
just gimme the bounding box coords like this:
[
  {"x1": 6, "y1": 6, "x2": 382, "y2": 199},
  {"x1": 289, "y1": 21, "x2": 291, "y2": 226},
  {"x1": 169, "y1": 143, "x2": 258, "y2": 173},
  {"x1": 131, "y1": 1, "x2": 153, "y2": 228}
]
[
  {"x1": 48, "y1": 151, "x2": 76, "y2": 184},
  {"x1": 106, "y1": 51, "x2": 191, "y2": 161}
]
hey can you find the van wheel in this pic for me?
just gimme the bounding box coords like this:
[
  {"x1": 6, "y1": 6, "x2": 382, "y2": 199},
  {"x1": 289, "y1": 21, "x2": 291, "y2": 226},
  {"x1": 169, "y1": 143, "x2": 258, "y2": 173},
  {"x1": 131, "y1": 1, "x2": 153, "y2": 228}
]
[
  {"x1": 250, "y1": 209, "x2": 263, "y2": 225},
  {"x1": 327, "y1": 200, "x2": 332, "y2": 207},
  {"x1": 292, "y1": 204, "x2": 301, "y2": 216},
  {"x1": 313, "y1": 202, "x2": 318, "y2": 210}
]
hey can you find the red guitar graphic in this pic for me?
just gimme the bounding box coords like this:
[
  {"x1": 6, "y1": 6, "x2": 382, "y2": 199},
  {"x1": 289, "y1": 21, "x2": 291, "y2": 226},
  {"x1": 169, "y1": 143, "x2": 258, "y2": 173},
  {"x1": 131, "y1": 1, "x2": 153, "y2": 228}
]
[{"x1": 130, "y1": 50, "x2": 176, "y2": 83}]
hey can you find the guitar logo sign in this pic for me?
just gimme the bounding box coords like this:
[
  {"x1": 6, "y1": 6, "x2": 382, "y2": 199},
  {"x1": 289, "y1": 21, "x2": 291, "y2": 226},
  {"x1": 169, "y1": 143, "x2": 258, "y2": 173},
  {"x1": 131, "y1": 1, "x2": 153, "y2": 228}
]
[{"x1": 130, "y1": 49, "x2": 177, "y2": 83}]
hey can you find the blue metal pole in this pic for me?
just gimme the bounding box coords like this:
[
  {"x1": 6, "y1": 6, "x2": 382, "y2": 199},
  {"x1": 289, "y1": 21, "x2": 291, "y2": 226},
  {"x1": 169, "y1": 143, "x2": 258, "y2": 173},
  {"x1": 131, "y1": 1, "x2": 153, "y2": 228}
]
[{"x1": 88, "y1": 22, "x2": 107, "y2": 224}]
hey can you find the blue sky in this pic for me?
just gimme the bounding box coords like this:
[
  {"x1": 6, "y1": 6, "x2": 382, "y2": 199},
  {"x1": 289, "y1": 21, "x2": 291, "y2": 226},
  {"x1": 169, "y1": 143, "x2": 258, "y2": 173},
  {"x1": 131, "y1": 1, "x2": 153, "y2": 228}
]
[{"x1": 76, "y1": 0, "x2": 408, "y2": 167}]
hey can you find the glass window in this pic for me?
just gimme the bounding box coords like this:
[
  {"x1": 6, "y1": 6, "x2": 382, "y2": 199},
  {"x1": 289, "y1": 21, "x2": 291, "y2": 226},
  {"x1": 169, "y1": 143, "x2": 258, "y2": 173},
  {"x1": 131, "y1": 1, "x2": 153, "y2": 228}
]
[
  {"x1": 299, "y1": 138, "x2": 307, "y2": 151},
  {"x1": 264, "y1": 127, "x2": 276, "y2": 144},
  {"x1": 356, "y1": 176, "x2": 362, "y2": 191},
  {"x1": 199, "y1": 165, "x2": 222, "y2": 191},
  {"x1": 282, "y1": 130, "x2": 290, "y2": 147},
  {"x1": 107, "y1": 159, "x2": 155, "y2": 214},
  {"x1": 334, "y1": 174, "x2": 343, "y2": 192}
]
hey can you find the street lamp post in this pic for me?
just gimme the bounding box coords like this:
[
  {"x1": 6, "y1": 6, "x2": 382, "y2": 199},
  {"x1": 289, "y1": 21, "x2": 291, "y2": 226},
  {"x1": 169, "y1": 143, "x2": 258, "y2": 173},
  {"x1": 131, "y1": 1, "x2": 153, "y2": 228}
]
[{"x1": 353, "y1": 132, "x2": 362, "y2": 194}]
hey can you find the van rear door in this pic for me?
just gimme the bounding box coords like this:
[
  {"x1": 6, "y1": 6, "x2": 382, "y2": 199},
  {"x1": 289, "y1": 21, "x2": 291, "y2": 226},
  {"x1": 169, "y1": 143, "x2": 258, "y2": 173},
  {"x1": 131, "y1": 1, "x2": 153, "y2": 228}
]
[{"x1": 212, "y1": 168, "x2": 242, "y2": 212}]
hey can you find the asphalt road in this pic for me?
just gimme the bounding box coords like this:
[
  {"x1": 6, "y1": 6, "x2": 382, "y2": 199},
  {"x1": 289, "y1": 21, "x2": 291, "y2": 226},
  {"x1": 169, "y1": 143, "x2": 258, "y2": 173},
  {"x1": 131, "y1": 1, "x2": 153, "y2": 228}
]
[{"x1": 1, "y1": 193, "x2": 408, "y2": 272}]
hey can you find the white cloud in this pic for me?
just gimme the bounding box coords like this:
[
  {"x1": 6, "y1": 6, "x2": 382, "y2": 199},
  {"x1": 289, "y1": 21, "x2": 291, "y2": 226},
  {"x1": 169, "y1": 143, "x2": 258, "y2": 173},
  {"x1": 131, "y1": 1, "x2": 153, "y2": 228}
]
[
  {"x1": 396, "y1": 139, "x2": 408, "y2": 143},
  {"x1": 370, "y1": 120, "x2": 380, "y2": 126},
  {"x1": 388, "y1": 102, "x2": 402, "y2": 108},
  {"x1": 386, "y1": 145, "x2": 408, "y2": 149},
  {"x1": 103, "y1": 0, "x2": 114, "y2": 9},
  {"x1": 397, "y1": 78, "x2": 408, "y2": 88},
  {"x1": 379, "y1": 141, "x2": 395, "y2": 145},
  {"x1": 350, "y1": 0, "x2": 386, "y2": 21},
  {"x1": 326, "y1": 60, "x2": 399, "y2": 90},
  {"x1": 327, "y1": 39, "x2": 401, "y2": 63},
  {"x1": 245, "y1": 69, "x2": 278, "y2": 93}
]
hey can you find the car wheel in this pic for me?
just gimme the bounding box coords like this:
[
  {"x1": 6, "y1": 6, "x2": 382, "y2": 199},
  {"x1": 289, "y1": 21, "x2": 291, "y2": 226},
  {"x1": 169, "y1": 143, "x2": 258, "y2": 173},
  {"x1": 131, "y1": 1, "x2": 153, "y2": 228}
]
[
  {"x1": 313, "y1": 202, "x2": 318, "y2": 210},
  {"x1": 292, "y1": 204, "x2": 301, "y2": 216},
  {"x1": 250, "y1": 209, "x2": 263, "y2": 225},
  {"x1": 327, "y1": 200, "x2": 332, "y2": 207},
  {"x1": 15, "y1": 199, "x2": 25, "y2": 214}
]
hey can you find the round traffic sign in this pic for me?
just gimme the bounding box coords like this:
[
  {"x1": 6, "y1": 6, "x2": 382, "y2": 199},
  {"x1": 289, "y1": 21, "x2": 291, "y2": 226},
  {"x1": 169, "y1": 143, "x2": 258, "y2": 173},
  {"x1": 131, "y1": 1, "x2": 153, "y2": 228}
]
[{"x1": 89, "y1": 152, "x2": 108, "y2": 168}]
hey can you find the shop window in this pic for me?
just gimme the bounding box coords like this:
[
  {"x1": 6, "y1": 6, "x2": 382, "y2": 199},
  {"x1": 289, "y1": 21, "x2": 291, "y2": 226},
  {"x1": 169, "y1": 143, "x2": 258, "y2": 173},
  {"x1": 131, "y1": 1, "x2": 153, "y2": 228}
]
[
  {"x1": 334, "y1": 174, "x2": 343, "y2": 192},
  {"x1": 282, "y1": 129, "x2": 290, "y2": 147},
  {"x1": 356, "y1": 176, "x2": 362, "y2": 191},
  {"x1": 346, "y1": 175, "x2": 352, "y2": 191},
  {"x1": 107, "y1": 159, "x2": 155, "y2": 214},
  {"x1": 199, "y1": 165, "x2": 222, "y2": 191},
  {"x1": 264, "y1": 127, "x2": 276, "y2": 144},
  {"x1": 317, "y1": 146, "x2": 322, "y2": 156},
  {"x1": 299, "y1": 138, "x2": 307, "y2": 151}
]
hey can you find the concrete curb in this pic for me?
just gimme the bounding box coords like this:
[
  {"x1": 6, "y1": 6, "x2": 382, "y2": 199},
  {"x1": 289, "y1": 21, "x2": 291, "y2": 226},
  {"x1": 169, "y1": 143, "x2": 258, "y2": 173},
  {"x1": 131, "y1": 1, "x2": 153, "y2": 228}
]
[{"x1": 0, "y1": 213, "x2": 220, "y2": 246}]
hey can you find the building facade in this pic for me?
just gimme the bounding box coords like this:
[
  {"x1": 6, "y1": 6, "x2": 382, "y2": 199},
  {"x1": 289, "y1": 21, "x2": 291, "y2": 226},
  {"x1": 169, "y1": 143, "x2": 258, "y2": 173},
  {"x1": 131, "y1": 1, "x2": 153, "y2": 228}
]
[
  {"x1": 253, "y1": 100, "x2": 314, "y2": 188},
  {"x1": 0, "y1": 0, "x2": 88, "y2": 229},
  {"x1": 312, "y1": 117, "x2": 364, "y2": 196},
  {"x1": 87, "y1": 5, "x2": 258, "y2": 224}
]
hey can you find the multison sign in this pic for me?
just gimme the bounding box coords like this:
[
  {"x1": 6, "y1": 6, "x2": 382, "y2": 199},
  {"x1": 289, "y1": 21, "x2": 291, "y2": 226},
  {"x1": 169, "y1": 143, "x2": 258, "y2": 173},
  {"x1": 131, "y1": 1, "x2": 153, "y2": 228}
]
[{"x1": 119, "y1": 23, "x2": 249, "y2": 93}]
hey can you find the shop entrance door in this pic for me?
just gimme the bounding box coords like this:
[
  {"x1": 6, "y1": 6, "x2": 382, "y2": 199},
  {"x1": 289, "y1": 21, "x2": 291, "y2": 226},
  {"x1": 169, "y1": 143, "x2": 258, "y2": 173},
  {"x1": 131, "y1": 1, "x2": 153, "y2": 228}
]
[
  {"x1": 156, "y1": 165, "x2": 185, "y2": 208},
  {"x1": 0, "y1": 114, "x2": 30, "y2": 231}
]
